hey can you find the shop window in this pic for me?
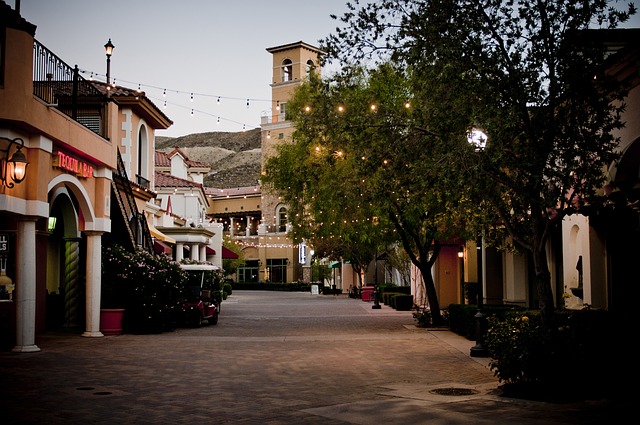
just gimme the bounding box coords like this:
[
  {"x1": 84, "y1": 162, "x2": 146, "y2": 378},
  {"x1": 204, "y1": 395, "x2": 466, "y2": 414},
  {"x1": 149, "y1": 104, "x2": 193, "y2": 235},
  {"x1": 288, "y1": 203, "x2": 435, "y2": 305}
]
[{"x1": 267, "y1": 258, "x2": 287, "y2": 283}]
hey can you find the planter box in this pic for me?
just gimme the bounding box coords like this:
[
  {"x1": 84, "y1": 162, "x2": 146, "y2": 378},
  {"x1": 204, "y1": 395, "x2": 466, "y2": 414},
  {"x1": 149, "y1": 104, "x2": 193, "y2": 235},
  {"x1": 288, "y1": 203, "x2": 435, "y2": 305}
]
[{"x1": 100, "y1": 308, "x2": 125, "y2": 335}]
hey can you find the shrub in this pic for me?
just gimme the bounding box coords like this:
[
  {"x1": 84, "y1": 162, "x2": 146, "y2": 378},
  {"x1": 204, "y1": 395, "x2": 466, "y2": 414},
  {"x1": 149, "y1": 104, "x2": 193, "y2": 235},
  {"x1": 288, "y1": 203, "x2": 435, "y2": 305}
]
[
  {"x1": 102, "y1": 244, "x2": 186, "y2": 333},
  {"x1": 393, "y1": 294, "x2": 413, "y2": 311},
  {"x1": 485, "y1": 309, "x2": 614, "y2": 401}
]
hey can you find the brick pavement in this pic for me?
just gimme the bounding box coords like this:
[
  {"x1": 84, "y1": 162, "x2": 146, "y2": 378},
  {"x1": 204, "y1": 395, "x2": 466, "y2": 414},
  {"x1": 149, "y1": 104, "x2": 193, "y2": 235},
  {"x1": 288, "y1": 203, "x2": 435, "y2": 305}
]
[{"x1": 0, "y1": 290, "x2": 628, "y2": 424}]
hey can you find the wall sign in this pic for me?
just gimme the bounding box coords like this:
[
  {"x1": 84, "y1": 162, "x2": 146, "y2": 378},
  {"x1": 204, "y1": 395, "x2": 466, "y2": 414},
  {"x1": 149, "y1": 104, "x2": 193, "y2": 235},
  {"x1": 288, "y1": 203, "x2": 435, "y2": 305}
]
[
  {"x1": 0, "y1": 234, "x2": 9, "y2": 253},
  {"x1": 52, "y1": 151, "x2": 94, "y2": 178}
]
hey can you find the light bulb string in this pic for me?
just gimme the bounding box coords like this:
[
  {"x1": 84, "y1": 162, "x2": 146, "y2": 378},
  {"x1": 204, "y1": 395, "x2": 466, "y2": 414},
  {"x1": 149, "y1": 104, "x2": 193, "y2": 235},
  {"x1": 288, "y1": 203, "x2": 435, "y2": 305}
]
[
  {"x1": 148, "y1": 94, "x2": 259, "y2": 130},
  {"x1": 80, "y1": 69, "x2": 271, "y2": 103}
]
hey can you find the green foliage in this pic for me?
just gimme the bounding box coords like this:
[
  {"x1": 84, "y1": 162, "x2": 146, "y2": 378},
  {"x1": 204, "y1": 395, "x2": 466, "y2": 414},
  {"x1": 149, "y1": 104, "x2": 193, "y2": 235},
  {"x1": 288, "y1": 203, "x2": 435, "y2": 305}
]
[
  {"x1": 322, "y1": 0, "x2": 636, "y2": 321},
  {"x1": 485, "y1": 309, "x2": 614, "y2": 400},
  {"x1": 102, "y1": 244, "x2": 187, "y2": 333},
  {"x1": 222, "y1": 238, "x2": 244, "y2": 277}
]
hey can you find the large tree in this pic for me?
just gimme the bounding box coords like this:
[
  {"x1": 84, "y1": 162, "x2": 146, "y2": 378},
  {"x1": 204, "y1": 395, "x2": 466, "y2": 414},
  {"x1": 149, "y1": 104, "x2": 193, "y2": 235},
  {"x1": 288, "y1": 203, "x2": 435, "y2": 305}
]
[
  {"x1": 263, "y1": 64, "x2": 479, "y2": 324},
  {"x1": 322, "y1": 0, "x2": 635, "y2": 321}
]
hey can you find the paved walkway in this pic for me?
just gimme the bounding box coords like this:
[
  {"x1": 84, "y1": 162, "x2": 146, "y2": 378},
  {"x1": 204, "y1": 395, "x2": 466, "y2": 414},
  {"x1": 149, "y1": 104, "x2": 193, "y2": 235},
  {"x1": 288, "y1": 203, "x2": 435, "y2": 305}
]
[{"x1": 0, "y1": 290, "x2": 628, "y2": 424}]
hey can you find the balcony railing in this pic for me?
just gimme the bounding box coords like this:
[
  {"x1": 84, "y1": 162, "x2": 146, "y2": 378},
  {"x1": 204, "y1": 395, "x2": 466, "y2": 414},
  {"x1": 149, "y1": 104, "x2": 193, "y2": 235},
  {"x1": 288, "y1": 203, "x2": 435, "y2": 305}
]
[{"x1": 33, "y1": 40, "x2": 109, "y2": 138}]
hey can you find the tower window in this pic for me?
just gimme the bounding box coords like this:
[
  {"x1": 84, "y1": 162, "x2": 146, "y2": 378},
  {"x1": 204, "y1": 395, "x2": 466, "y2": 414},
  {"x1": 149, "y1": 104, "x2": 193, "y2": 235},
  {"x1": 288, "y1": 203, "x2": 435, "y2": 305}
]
[
  {"x1": 306, "y1": 59, "x2": 316, "y2": 77},
  {"x1": 282, "y1": 59, "x2": 293, "y2": 82}
]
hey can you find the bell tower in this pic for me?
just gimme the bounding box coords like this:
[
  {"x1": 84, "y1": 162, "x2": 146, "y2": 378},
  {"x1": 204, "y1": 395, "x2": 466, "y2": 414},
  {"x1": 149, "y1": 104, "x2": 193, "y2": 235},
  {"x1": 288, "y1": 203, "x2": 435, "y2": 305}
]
[
  {"x1": 256, "y1": 41, "x2": 323, "y2": 283},
  {"x1": 260, "y1": 41, "x2": 324, "y2": 228}
]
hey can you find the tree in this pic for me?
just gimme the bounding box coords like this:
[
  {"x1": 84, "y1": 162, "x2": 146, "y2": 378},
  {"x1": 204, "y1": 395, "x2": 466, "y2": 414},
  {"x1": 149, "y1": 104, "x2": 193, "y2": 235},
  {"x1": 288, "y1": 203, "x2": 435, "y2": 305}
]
[
  {"x1": 322, "y1": 0, "x2": 636, "y2": 321},
  {"x1": 263, "y1": 64, "x2": 478, "y2": 325},
  {"x1": 222, "y1": 237, "x2": 244, "y2": 279}
]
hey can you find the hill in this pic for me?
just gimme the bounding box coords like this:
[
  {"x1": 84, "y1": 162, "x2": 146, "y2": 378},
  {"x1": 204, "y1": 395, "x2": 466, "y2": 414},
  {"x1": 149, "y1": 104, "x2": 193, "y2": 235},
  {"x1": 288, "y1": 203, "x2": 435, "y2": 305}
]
[{"x1": 156, "y1": 128, "x2": 262, "y2": 188}]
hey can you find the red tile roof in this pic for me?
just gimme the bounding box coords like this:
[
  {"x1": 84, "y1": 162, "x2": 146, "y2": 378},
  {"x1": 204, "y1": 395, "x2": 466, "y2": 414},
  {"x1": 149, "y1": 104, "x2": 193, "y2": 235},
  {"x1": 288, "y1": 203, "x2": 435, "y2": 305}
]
[
  {"x1": 155, "y1": 150, "x2": 210, "y2": 169},
  {"x1": 154, "y1": 171, "x2": 203, "y2": 189}
]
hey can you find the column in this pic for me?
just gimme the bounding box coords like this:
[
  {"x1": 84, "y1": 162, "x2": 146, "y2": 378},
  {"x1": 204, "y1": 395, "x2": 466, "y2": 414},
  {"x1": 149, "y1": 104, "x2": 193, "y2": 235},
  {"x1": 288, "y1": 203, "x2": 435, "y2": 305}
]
[
  {"x1": 176, "y1": 242, "x2": 184, "y2": 262},
  {"x1": 82, "y1": 231, "x2": 103, "y2": 337},
  {"x1": 12, "y1": 217, "x2": 40, "y2": 353},
  {"x1": 199, "y1": 245, "x2": 206, "y2": 262},
  {"x1": 229, "y1": 218, "x2": 235, "y2": 237},
  {"x1": 190, "y1": 243, "x2": 199, "y2": 261},
  {"x1": 63, "y1": 238, "x2": 81, "y2": 327},
  {"x1": 246, "y1": 216, "x2": 251, "y2": 237}
]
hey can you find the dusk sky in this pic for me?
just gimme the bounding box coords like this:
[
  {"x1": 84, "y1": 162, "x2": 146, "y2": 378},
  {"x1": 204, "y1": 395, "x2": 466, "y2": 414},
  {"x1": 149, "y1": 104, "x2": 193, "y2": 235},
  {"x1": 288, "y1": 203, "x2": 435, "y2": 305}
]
[
  {"x1": 12, "y1": 0, "x2": 640, "y2": 138},
  {"x1": 16, "y1": 0, "x2": 351, "y2": 137}
]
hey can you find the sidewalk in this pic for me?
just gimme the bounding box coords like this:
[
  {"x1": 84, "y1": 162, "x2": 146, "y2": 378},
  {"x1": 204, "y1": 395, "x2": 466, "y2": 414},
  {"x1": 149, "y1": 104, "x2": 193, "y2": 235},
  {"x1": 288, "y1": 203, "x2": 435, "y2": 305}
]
[{"x1": 0, "y1": 290, "x2": 627, "y2": 424}]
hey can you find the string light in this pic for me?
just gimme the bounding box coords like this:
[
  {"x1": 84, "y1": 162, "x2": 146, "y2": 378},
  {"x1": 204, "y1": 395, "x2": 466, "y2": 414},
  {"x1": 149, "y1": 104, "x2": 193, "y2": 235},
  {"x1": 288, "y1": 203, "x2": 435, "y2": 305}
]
[
  {"x1": 276, "y1": 100, "x2": 280, "y2": 111},
  {"x1": 338, "y1": 105, "x2": 344, "y2": 112},
  {"x1": 137, "y1": 83, "x2": 141, "y2": 93},
  {"x1": 191, "y1": 109, "x2": 194, "y2": 116},
  {"x1": 246, "y1": 99, "x2": 250, "y2": 108},
  {"x1": 190, "y1": 92, "x2": 194, "y2": 102},
  {"x1": 217, "y1": 96, "x2": 221, "y2": 104},
  {"x1": 163, "y1": 88, "x2": 166, "y2": 97}
]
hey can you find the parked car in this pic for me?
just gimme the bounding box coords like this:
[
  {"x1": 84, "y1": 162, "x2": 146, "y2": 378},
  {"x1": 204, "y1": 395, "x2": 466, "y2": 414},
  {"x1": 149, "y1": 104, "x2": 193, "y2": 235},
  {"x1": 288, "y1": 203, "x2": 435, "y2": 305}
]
[{"x1": 179, "y1": 264, "x2": 222, "y2": 326}]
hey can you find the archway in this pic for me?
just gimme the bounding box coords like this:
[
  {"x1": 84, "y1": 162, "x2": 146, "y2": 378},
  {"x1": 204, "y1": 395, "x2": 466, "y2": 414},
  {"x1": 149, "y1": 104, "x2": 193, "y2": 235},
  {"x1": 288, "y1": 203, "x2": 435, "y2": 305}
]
[{"x1": 47, "y1": 175, "x2": 98, "y2": 333}]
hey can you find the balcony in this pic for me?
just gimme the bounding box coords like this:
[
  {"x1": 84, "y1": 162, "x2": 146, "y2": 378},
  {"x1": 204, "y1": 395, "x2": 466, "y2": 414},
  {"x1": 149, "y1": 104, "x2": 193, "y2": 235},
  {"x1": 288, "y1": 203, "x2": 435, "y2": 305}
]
[{"x1": 32, "y1": 40, "x2": 109, "y2": 139}]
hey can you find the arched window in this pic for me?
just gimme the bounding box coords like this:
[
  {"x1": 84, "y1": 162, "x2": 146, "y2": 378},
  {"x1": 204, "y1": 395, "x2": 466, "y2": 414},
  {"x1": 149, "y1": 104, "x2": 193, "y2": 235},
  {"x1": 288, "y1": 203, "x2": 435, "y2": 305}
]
[
  {"x1": 137, "y1": 125, "x2": 149, "y2": 188},
  {"x1": 277, "y1": 205, "x2": 288, "y2": 232},
  {"x1": 282, "y1": 59, "x2": 293, "y2": 82},
  {"x1": 306, "y1": 59, "x2": 316, "y2": 77}
]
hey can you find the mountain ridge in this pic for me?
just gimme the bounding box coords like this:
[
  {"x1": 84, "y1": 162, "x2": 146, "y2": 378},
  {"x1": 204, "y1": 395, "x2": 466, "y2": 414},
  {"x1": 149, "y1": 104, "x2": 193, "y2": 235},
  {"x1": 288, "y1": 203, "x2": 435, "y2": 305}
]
[{"x1": 156, "y1": 128, "x2": 261, "y2": 188}]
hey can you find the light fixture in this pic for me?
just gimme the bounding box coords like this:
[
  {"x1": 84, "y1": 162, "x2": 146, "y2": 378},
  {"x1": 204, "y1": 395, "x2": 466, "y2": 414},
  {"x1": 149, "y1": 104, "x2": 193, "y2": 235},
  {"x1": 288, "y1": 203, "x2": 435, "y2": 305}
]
[
  {"x1": 458, "y1": 246, "x2": 464, "y2": 258},
  {"x1": 0, "y1": 137, "x2": 29, "y2": 188},
  {"x1": 104, "y1": 38, "x2": 115, "y2": 85},
  {"x1": 48, "y1": 217, "x2": 57, "y2": 233}
]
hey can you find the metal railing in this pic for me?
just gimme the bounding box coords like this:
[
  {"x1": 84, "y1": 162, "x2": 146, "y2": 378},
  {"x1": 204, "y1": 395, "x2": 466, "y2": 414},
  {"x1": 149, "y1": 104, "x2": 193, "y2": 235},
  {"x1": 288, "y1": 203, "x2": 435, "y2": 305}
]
[{"x1": 32, "y1": 40, "x2": 109, "y2": 138}]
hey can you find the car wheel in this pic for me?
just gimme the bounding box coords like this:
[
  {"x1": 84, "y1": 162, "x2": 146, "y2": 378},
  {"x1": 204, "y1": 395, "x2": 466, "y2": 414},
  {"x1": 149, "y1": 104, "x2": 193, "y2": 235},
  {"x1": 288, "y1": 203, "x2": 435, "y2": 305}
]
[{"x1": 209, "y1": 313, "x2": 218, "y2": 325}]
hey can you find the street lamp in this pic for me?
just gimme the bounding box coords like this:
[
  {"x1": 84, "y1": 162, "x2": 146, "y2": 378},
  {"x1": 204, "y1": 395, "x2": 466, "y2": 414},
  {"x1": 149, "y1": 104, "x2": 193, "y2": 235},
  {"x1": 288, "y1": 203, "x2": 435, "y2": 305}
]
[
  {"x1": 0, "y1": 137, "x2": 29, "y2": 188},
  {"x1": 104, "y1": 38, "x2": 115, "y2": 85},
  {"x1": 470, "y1": 237, "x2": 489, "y2": 357}
]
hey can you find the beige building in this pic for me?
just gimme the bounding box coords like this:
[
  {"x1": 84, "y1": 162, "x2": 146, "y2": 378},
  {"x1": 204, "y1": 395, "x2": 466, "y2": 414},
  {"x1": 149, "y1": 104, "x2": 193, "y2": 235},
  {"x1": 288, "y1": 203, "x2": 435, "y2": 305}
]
[{"x1": 0, "y1": 2, "x2": 175, "y2": 350}]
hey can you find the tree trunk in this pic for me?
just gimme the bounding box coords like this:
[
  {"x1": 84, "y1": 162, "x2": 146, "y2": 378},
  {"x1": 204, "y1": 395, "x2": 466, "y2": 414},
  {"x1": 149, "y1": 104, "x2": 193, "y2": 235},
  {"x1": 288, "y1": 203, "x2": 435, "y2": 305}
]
[
  {"x1": 532, "y1": 246, "x2": 555, "y2": 323},
  {"x1": 417, "y1": 263, "x2": 443, "y2": 325}
]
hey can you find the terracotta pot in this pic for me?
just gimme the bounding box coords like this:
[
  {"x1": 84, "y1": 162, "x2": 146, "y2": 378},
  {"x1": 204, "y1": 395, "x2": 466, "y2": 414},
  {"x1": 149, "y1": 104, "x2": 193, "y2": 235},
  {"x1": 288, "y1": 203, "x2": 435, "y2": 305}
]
[{"x1": 100, "y1": 308, "x2": 125, "y2": 335}]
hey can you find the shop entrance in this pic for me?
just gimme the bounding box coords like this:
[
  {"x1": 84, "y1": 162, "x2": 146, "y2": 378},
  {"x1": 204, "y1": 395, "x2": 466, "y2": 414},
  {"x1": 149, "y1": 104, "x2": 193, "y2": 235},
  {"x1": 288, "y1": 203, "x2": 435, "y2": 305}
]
[{"x1": 46, "y1": 188, "x2": 86, "y2": 331}]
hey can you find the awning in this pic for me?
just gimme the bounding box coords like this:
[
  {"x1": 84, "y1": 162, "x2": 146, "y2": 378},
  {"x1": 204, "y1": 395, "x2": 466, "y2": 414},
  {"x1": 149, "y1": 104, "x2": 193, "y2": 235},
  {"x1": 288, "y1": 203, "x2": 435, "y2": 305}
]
[
  {"x1": 149, "y1": 224, "x2": 176, "y2": 244},
  {"x1": 206, "y1": 246, "x2": 216, "y2": 255},
  {"x1": 154, "y1": 240, "x2": 172, "y2": 255},
  {"x1": 328, "y1": 261, "x2": 342, "y2": 269},
  {"x1": 222, "y1": 246, "x2": 239, "y2": 259}
]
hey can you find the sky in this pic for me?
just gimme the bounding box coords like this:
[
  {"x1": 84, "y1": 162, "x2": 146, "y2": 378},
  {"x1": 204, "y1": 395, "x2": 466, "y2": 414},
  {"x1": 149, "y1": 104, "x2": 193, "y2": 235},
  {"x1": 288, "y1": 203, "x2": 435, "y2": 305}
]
[
  {"x1": 14, "y1": 0, "x2": 351, "y2": 137},
  {"x1": 11, "y1": 0, "x2": 640, "y2": 138}
]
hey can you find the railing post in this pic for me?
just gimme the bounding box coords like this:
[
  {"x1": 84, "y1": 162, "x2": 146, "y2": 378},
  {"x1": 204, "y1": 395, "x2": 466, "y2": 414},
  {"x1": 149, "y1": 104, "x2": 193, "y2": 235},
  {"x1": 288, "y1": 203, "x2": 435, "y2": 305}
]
[{"x1": 72, "y1": 65, "x2": 79, "y2": 120}]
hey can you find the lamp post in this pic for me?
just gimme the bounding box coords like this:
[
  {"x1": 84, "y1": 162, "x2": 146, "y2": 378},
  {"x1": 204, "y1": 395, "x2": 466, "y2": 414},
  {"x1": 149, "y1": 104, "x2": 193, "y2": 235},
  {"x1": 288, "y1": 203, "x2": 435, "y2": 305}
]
[
  {"x1": 104, "y1": 38, "x2": 114, "y2": 86},
  {"x1": 0, "y1": 137, "x2": 29, "y2": 188},
  {"x1": 470, "y1": 237, "x2": 489, "y2": 357}
]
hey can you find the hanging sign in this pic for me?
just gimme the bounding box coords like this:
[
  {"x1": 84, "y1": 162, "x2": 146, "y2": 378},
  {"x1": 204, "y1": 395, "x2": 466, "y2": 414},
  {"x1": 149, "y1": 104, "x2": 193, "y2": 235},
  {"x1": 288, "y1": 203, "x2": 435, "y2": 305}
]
[{"x1": 52, "y1": 151, "x2": 94, "y2": 178}]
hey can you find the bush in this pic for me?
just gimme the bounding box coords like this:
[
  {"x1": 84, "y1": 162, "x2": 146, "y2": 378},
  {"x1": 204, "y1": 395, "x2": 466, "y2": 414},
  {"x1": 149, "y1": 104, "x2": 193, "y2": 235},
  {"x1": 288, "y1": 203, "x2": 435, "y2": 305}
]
[
  {"x1": 223, "y1": 283, "x2": 233, "y2": 296},
  {"x1": 102, "y1": 244, "x2": 186, "y2": 333},
  {"x1": 393, "y1": 294, "x2": 413, "y2": 311},
  {"x1": 485, "y1": 309, "x2": 614, "y2": 401}
]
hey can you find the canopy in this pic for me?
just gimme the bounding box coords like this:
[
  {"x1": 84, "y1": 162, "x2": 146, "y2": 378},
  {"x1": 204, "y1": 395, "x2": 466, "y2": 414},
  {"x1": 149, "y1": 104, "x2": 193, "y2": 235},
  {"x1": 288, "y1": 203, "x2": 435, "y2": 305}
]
[
  {"x1": 149, "y1": 224, "x2": 176, "y2": 244},
  {"x1": 222, "y1": 246, "x2": 239, "y2": 259},
  {"x1": 328, "y1": 261, "x2": 342, "y2": 269}
]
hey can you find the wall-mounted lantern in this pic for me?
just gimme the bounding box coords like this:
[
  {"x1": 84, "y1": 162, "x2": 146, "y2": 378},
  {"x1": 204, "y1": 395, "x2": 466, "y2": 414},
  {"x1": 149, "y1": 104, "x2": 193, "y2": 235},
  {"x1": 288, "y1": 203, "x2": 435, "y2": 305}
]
[{"x1": 0, "y1": 137, "x2": 29, "y2": 188}]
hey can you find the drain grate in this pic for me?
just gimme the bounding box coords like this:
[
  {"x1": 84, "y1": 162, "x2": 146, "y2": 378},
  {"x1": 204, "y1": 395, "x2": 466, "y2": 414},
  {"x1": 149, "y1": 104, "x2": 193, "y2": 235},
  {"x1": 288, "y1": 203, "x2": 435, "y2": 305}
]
[{"x1": 430, "y1": 387, "x2": 478, "y2": 396}]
